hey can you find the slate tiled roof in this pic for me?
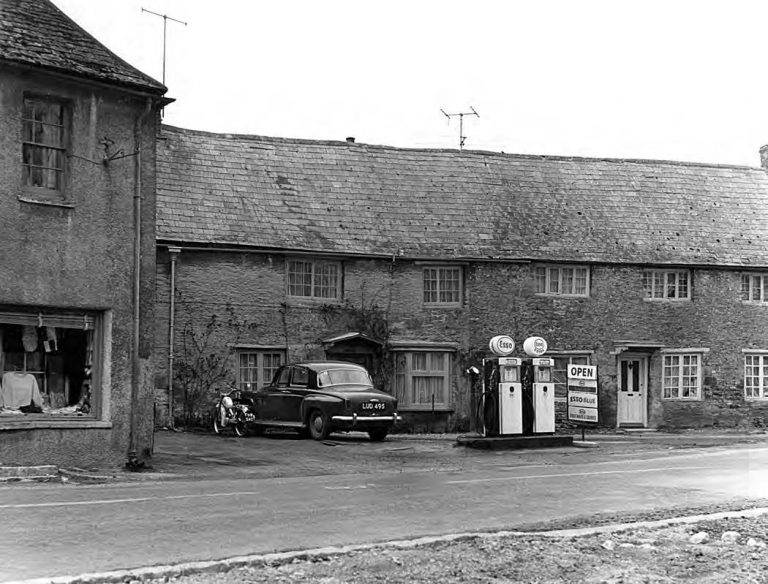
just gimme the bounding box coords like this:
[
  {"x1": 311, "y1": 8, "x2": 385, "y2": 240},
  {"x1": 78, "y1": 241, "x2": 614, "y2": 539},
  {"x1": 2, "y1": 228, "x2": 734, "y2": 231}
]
[
  {"x1": 157, "y1": 125, "x2": 768, "y2": 267},
  {"x1": 0, "y1": 0, "x2": 165, "y2": 94}
]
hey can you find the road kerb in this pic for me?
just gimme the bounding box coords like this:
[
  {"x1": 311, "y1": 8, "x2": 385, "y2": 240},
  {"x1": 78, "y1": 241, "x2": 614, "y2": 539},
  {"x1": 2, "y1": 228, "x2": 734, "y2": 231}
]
[{"x1": 7, "y1": 507, "x2": 768, "y2": 584}]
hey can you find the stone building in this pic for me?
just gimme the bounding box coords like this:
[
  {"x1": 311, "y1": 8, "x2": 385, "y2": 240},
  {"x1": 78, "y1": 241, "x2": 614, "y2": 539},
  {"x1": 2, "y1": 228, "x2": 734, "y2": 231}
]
[
  {"x1": 0, "y1": 0, "x2": 167, "y2": 466},
  {"x1": 155, "y1": 125, "x2": 768, "y2": 432}
]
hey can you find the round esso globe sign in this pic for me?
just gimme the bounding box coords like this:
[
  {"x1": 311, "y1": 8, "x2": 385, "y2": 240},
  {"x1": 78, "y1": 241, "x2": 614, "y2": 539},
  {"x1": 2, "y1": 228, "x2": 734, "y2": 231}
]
[
  {"x1": 523, "y1": 336, "x2": 548, "y2": 357},
  {"x1": 489, "y1": 335, "x2": 515, "y2": 356}
]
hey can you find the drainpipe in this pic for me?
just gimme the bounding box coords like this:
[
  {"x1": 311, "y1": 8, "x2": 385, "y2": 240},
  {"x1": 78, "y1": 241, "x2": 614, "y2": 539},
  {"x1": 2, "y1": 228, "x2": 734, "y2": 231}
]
[
  {"x1": 127, "y1": 98, "x2": 154, "y2": 469},
  {"x1": 167, "y1": 246, "x2": 181, "y2": 430}
]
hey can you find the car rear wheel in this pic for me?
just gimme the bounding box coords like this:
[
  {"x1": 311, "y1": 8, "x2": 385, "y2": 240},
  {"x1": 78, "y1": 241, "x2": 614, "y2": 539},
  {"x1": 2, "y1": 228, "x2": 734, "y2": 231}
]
[
  {"x1": 368, "y1": 428, "x2": 389, "y2": 442},
  {"x1": 308, "y1": 409, "x2": 330, "y2": 440}
]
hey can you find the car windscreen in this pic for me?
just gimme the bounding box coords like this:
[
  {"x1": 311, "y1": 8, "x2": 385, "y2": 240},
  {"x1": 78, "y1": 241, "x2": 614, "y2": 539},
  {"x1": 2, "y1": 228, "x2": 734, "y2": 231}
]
[{"x1": 317, "y1": 368, "x2": 373, "y2": 388}]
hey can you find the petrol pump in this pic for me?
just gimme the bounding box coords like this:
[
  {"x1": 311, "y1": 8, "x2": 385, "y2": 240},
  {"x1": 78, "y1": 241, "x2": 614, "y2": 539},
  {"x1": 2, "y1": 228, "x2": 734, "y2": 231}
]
[
  {"x1": 531, "y1": 357, "x2": 555, "y2": 433},
  {"x1": 497, "y1": 357, "x2": 523, "y2": 435},
  {"x1": 479, "y1": 335, "x2": 555, "y2": 437}
]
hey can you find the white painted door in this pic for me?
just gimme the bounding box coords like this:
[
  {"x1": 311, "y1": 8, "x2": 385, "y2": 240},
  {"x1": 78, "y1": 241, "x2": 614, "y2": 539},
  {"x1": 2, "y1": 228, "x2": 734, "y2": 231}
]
[{"x1": 617, "y1": 356, "x2": 647, "y2": 427}]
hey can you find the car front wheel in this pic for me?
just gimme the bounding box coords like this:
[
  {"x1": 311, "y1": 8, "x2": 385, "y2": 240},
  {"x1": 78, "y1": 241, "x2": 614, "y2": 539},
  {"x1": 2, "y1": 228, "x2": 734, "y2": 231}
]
[
  {"x1": 368, "y1": 428, "x2": 389, "y2": 442},
  {"x1": 308, "y1": 409, "x2": 330, "y2": 440}
]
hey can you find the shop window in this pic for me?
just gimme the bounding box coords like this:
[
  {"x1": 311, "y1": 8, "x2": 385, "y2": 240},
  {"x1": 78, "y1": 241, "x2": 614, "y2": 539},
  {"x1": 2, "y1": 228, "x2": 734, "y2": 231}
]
[
  {"x1": 551, "y1": 354, "x2": 591, "y2": 398},
  {"x1": 394, "y1": 350, "x2": 452, "y2": 410},
  {"x1": 287, "y1": 258, "x2": 342, "y2": 300},
  {"x1": 744, "y1": 353, "x2": 768, "y2": 399},
  {"x1": 662, "y1": 353, "x2": 702, "y2": 399},
  {"x1": 423, "y1": 266, "x2": 462, "y2": 306},
  {"x1": 0, "y1": 309, "x2": 98, "y2": 416},
  {"x1": 643, "y1": 270, "x2": 691, "y2": 300},
  {"x1": 741, "y1": 274, "x2": 768, "y2": 303},
  {"x1": 22, "y1": 96, "x2": 68, "y2": 198},
  {"x1": 237, "y1": 350, "x2": 284, "y2": 391},
  {"x1": 534, "y1": 265, "x2": 589, "y2": 297}
]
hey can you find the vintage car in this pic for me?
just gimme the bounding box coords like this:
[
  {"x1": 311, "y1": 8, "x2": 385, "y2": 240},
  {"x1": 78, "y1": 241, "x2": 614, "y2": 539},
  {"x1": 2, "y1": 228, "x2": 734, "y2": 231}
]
[{"x1": 249, "y1": 361, "x2": 401, "y2": 441}]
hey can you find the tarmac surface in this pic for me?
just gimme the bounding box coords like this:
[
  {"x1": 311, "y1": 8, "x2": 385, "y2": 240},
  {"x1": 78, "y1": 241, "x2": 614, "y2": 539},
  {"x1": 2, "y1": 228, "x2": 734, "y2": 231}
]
[{"x1": 56, "y1": 425, "x2": 768, "y2": 483}]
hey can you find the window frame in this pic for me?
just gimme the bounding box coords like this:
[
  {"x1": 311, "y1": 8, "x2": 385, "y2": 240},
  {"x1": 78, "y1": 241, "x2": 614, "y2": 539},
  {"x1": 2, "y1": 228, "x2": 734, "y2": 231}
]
[
  {"x1": 741, "y1": 274, "x2": 768, "y2": 303},
  {"x1": 393, "y1": 349, "x2": 453, "y2": 411},
  {"x1": 0, "y1": 308, "x2": 104, "y2": 421},
  {"x1": 237, "y1": 349, "x2": 285, "y2": 391},
  {"x1": 661, "y1": 352, "x2": 703, "y2": 400},
  {"x1": 422, "y1": 266, "x2": 463, "y2": 307},
  {"x1": 744, "y1": 352, "x2": 768, "y2": 400},
  {"x1": 286, "y1": 258, "x2": 342, "y2": 301},
  {"x1": 21, "y1": 95, "x2": 70, "y2": 201},
  {"x1": 643, "y1": 269, "x2": 691, "y2": 301},
  {"x1": 550, "y1": 352, "x2": 593, "y2": 399},
  {"x1": 534, "y1": 264, "x2": 590, "y2": 297}
]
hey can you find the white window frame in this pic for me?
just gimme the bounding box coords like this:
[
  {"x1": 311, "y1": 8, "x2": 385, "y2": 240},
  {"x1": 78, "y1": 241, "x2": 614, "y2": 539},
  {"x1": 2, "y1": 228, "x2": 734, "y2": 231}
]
[
  {"x1": 643, "y1": 269, "x2": 691, "y2": 301},
  {"x1": 661, "y1": 351, "x2": 704, "y2": 400},
  {"x1": 286, "y1": 258, "x2": 342, "y2": 301},
  {"x1": 393, "y1": 350, "x2": 452, "y2": 411},
  {"x1": 423, "y1": 266, "x2": 463, "y2": 307},
  {"x1": 741, "y1": 274, "x2": 768, "y2": 303},
  {"x1": 744, "y1": 352, "x2": 768, "y2": 400},
  {"x1": 534, "y1": 264, "x2": 590, "y2": 297},
  {"x1": 237, "y1": 349, "x2": 285, "y2": 391}
]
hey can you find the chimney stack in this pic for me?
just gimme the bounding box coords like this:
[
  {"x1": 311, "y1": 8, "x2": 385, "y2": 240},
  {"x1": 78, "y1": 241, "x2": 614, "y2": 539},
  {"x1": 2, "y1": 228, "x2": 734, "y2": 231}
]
[
  {"x1": 760, "y1": 145, "x2": 768, "y2": 169},
  {"x1": 346, "y1": 137, "x2": 355, "y2": 143}
]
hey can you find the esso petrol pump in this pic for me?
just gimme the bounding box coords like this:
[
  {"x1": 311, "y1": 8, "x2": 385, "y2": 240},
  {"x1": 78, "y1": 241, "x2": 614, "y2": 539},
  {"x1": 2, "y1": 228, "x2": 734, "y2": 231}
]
[
  {"x1": 531, "y1": 357, "x2": 555, "y2": 433},
  {"x1": 480, "y1": 335, "x2": 555, "y2": 437},
  {"x1": 497, "y1": 357, "x2": 522, "y2": 435}
]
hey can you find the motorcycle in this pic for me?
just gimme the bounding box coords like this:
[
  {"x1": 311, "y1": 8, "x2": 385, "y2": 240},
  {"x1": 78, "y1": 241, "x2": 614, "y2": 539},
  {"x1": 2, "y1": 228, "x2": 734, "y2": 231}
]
[{"x1": 212, "y1": 387, "x2": 256, "y2": 437}]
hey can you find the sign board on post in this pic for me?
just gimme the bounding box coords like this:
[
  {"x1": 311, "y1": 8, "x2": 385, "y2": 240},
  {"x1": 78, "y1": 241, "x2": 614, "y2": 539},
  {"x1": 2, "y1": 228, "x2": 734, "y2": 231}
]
[{"x1": 567, "y1": 364, "x2": 598, "y2": 425}]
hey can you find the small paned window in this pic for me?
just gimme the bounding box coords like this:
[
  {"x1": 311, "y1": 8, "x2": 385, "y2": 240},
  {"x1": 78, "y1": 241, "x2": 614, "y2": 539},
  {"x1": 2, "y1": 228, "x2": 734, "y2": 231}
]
[
  {"x1": 741, "y1": 274, "x2": 767, "y2": 303},
  {"x1": 423, "y1": 267, "x2": 462, "y2": 306},
  {"x1": 662, "y1": 353, "x2": 701, "y2": 399},
  {"x1": 643, "y1": 270, "x2": 691, "y2": 300},
  {"x1": 22, "y1": 97, "x2": 67, "y2": 196},
  {"x1": 552, "y1": 354, "x2": 591, "y2": 398},
  {"x1": 534, "y1": 265, "x2": 589, "y2": 297},
  {"x1": 238, "y1": 350, "x2": 284, "y2": 391},
  {"x1": 394, "y1": 350, "x2": 452, "y2": 410},
  {"x1": 287, "y1": 259, "x2": 341, "y2": 300},
  {"x1": 745, "y1": 354, "x2": 768, "y2": 399}
]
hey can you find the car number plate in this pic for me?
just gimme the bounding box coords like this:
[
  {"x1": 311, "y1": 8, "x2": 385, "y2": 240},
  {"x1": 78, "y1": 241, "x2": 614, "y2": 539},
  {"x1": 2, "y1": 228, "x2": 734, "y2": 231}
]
[{"x1": 362, "y1": 402, "x2": 386, "y2": 411}]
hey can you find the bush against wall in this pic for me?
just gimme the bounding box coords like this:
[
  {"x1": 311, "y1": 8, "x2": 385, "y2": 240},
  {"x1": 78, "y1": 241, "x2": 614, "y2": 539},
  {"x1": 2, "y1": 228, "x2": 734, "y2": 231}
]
[{"x1": 173, "y1": 303, "x2": 256, "y2": 426}]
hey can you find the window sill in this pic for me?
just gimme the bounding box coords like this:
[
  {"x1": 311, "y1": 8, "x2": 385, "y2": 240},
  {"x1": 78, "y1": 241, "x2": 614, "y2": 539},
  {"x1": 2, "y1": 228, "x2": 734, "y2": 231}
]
[
  {"x1": 643, "y1": 298, "x2": 691, "y2": 303},
  {"x1": 534, "y1": 293, "x2": 589, "y2": 299},
  {"x1": 423, "y1": 303, "x2": 464, "y2": 309},
  {"x1": 0, "y1": 417, "x2": 111, "y2": 430},
  {"x1": 18, "y1": 195, "x2": 74, "y2": 209},
  {"x1": 745, "y1": 397, "x2": 768, "y2": 402},
  {"x1": 660, "y1": 397, "x2": 703, "y2": 402}
]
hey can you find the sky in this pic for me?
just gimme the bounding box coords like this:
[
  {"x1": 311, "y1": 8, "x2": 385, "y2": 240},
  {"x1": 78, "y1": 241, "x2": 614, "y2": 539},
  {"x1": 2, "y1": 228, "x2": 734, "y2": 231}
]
[{"x1": 51, "y1": 0, "x2": 768, "y2": 167}]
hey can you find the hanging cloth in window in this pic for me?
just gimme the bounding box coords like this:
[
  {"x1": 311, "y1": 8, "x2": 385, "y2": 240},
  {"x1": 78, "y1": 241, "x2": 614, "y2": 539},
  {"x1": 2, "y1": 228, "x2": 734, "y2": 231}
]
[{"x1": 21, "y1": 326, "x2": 38, "y2": 352}]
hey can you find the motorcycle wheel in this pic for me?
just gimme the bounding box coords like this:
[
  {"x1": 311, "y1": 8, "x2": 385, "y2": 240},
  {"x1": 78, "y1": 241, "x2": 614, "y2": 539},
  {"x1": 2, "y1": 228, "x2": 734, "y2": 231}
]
[
  {"x1": 212, "y1": 406, "x2": 223, "y2": 434},
  {"x1": 233, "y1": 411, "x2": 247, "y2": 437}
]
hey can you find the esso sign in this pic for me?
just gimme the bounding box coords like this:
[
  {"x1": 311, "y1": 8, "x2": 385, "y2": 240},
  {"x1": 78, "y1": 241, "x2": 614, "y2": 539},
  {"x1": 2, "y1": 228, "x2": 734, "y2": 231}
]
[
  {"x1": 523, "y1": 336, "x2": 548, "y2": 357},
  {"x1": 489, "y1": 335, "x2": 515, "y2": 356}
]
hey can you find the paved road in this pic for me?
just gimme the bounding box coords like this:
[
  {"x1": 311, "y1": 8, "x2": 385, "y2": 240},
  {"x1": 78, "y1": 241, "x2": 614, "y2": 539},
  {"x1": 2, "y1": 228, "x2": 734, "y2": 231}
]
[{"x1": 2, "y1": 439, "x2": 768, "y2": 582}]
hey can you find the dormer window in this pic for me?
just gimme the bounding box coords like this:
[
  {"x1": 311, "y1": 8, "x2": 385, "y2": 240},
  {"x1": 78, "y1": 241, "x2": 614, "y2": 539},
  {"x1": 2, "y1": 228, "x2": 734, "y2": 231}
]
[{"x1": 22, "y1": 96, "x2": 68, "y2": 198}]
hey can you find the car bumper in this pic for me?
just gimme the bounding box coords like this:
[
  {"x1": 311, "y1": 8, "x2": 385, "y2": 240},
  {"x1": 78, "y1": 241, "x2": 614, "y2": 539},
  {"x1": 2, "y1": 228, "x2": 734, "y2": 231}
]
[{"x1": 331, "y1": 413, "x2": 402, "y2": 427}]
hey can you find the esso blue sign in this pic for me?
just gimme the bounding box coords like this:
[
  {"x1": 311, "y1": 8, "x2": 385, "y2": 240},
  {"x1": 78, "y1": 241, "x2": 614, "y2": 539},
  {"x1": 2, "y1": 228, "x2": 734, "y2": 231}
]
[
  {"x1": 489, "y1": 335, "x2": 515, "y2": 356},
  {"x1": 523, "y1": 336, "x2": 548, "y2": 357}
]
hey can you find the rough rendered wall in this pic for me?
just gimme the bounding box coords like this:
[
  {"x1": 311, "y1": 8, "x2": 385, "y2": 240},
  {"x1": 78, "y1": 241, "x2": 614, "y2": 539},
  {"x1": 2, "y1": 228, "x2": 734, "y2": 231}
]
[{"x1": 0, "y1": 68, "x2": 158, "y2": 467}]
